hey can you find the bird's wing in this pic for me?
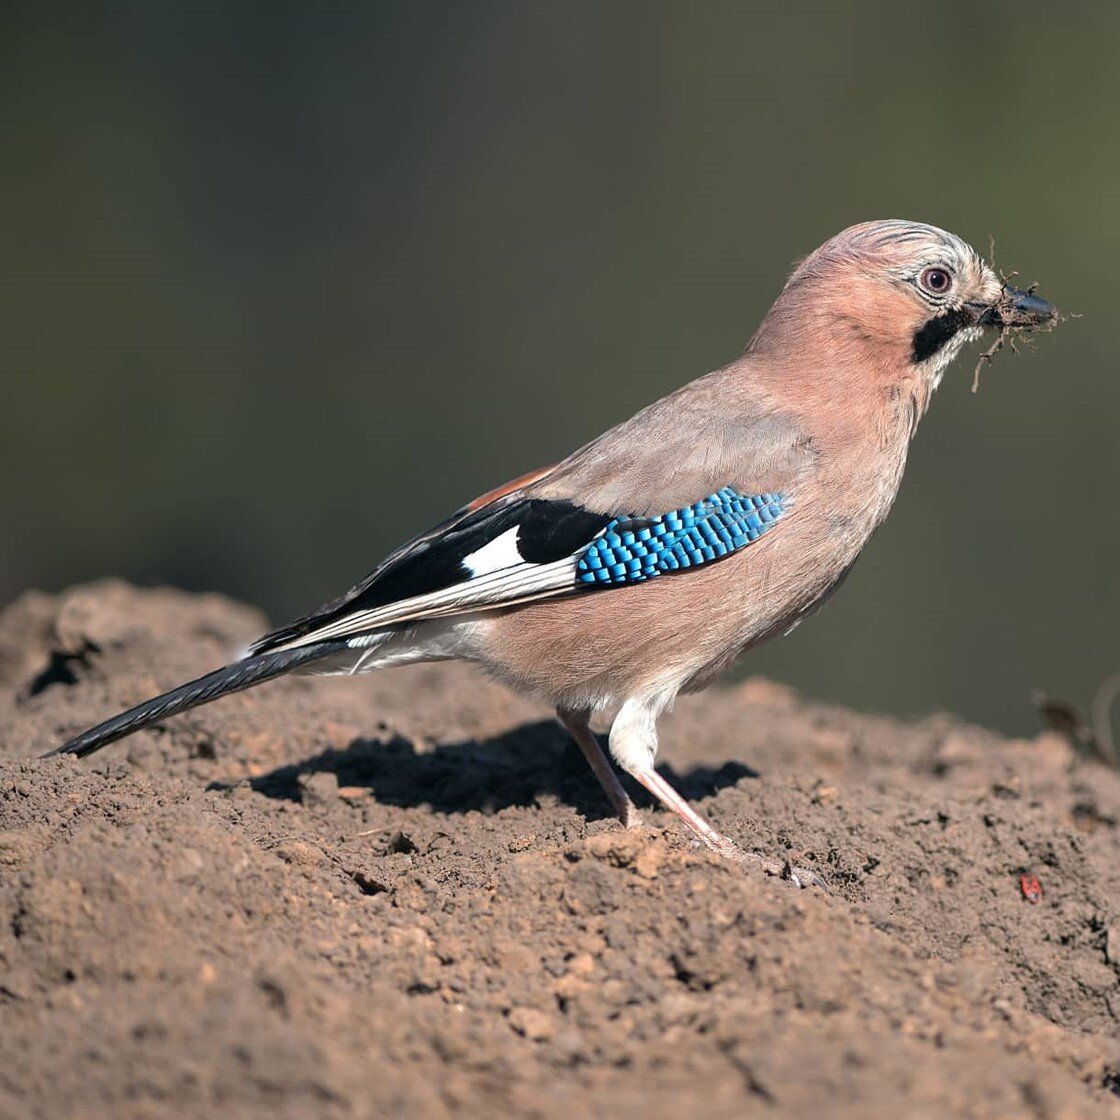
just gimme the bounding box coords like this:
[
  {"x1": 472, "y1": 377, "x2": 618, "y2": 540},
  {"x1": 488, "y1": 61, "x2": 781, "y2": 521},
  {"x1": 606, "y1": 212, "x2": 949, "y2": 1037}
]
[
  {"x1": 248, "y1": 462, "x2": 562, "y2": 652},
  {"x1": 251, "y1": 367, "x2": 812, "y2": 654}
]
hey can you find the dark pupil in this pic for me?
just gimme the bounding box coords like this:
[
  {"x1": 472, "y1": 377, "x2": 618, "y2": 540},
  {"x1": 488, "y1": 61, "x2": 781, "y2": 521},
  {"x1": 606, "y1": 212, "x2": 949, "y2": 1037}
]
[{"x1": 926, "y1": 270, "x2": 948, "y2": 291}]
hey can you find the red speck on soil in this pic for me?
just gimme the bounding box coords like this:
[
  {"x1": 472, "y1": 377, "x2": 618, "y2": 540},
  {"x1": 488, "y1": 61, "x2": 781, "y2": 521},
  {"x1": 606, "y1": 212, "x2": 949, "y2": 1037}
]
[{"x1": 1020, "y1": 872, "x2": 1044, "y2": 903}]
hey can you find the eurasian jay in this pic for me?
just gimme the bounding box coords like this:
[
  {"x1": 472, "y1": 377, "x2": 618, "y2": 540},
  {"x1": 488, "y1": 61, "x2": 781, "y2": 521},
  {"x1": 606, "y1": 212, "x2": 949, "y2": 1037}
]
[{"x1": 48, "y1": 220, "x2": 1056, "y2": 881}]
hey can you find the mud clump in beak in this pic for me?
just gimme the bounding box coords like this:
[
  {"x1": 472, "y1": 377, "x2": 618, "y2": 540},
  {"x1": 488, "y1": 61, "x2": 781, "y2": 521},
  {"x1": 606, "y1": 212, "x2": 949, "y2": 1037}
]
[
  {"x1": 972, "y1": 284, "x2": 1061, "y2": 392},
  {"x1": 985, "y1": 285, "x2": 1058, "y2": 329}
]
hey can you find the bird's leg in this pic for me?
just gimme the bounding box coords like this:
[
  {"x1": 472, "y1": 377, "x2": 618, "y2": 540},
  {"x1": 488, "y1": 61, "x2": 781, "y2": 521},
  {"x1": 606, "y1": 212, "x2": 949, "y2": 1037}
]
[
  {"x1": 609, "y1": 699, "x2": 825, "y2": 889},
  {"x1": 608, "y1": 697, "x2": 742, "y2": 855},
  {"x1": 556, "y1": 707, "x2": 639, "y2": 828},
  {"x1": 630, "y1": 763, "x2": 823, "y2": 887},
  {"x1": 626, "y1": 765, "x2": 743, "y2": 860}
]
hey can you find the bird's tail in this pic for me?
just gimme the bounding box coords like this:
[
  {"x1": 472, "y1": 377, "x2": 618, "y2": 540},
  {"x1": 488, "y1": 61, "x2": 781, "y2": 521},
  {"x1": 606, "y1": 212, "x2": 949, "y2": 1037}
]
[{"x1": 44, "y1": 640, "x2": 350, "y2": 759}]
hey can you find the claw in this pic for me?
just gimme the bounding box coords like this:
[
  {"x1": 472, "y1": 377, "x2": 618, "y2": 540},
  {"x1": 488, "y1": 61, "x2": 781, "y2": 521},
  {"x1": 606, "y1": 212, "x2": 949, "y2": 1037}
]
[
  {"x1": 781, "y1": 862, "x2": 828, "y2": 891},
  {"x1": 702, "y1": 833, "x2": 827, "y2": 890}
]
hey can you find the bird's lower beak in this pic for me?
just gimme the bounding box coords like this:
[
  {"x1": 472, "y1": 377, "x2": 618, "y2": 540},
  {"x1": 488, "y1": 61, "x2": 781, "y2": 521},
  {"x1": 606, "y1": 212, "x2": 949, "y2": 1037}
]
[{"x1": 981, "y1": 285, "x2": 1058, "y2": 329}]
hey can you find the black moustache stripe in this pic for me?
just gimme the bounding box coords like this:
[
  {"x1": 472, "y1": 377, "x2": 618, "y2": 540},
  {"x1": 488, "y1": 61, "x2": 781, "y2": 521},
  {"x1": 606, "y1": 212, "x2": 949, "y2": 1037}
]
[{"x1": 911, "y1": 308, "x2": 974, "y2": 364}]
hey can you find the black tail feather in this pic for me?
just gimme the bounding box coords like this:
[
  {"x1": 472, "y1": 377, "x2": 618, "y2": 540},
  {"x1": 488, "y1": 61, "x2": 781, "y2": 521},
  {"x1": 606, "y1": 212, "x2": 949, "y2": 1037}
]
[{"x1": 45, "y1": 641, "x2": 348, "y2": 760}]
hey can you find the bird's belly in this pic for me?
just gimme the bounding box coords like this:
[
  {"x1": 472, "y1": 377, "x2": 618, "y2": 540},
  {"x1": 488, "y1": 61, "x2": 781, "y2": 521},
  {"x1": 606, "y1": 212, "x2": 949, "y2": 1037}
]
[{"x1": 474, "y1": 516, "x2": 862, "y2": 711}]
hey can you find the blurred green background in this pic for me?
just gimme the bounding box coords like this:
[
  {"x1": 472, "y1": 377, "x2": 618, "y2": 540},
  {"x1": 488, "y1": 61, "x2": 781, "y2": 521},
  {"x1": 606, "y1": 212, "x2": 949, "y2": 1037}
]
[{"x1": 2, "y1": 2, "x2": 1116, "y2": 736}]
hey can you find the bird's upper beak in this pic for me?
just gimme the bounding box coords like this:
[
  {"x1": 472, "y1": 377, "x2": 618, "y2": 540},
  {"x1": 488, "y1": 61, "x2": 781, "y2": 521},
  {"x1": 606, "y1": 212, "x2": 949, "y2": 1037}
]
[{"x1": 980, "y1": 285, "x2": 1058, "y2": 329}]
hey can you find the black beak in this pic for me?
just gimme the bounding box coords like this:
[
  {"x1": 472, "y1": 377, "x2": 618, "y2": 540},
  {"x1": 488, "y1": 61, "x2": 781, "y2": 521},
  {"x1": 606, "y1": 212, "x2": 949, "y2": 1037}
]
[{"x1": 981, "y1": 285, "x2": 1057, "y2": 329}]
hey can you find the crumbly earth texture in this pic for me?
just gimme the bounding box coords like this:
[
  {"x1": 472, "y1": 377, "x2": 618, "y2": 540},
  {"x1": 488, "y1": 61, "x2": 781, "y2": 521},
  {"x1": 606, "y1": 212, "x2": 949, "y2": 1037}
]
[{"x1": 1, "y1": 581, "x2": 1119, "y2": 1120}]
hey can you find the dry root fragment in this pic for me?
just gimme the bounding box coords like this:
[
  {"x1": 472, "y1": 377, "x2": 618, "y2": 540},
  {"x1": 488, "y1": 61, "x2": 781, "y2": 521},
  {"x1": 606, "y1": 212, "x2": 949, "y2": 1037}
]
[
  {"x1": 972, "y1": 325, "x2": 1016, "y2": 393},
  {"x1": 969, "y1": 241, "x2": 1069, "y2": 392},
  {"x1": 970, "y1": 304, "x2": 1072, "y2": 393}
]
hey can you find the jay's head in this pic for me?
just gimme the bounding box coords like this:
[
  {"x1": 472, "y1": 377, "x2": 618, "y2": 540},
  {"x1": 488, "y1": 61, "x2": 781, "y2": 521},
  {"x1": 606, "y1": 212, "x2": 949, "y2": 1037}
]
[{"x1": 760, "y1": 220, "x2": 1056, "y2": 389}]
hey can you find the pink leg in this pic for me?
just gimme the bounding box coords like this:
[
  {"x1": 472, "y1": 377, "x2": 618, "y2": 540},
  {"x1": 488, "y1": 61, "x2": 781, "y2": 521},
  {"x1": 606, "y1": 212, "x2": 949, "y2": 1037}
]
[
  {"x1": 557, "y1": 708, "x2": 639, "y2": 827},
  {"x1": 628, "y1": 766, "x2": 745, "y2": 860},
  {"x1": 628, "y1": 765, "x2": 825, "y2": 889}
]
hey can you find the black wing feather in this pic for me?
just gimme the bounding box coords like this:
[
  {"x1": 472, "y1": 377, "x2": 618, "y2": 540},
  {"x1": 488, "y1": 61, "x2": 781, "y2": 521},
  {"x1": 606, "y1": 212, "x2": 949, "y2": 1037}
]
[{"x1": 249, "y1": 496, "x2": 609, "y2": 654}]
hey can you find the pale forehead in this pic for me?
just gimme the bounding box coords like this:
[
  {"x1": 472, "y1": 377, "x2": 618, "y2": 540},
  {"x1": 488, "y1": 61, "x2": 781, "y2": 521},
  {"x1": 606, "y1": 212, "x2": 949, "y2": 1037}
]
[{"x1": 839, "y1": 219, "x2": 985, "y2": 271}]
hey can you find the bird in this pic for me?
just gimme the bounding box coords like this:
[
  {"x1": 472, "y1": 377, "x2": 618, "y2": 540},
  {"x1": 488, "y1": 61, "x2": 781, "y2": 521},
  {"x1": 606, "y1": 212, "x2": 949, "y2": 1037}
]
[{"x1": 47, "y1": 220, "x2": 1056, "y2": 883}]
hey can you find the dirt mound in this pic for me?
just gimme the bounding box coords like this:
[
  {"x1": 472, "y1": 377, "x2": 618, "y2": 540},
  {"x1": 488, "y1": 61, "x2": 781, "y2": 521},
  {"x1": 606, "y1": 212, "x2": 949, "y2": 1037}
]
[{"x1": 1, "y1": 581, "x2": 1119, "y2": 1119}]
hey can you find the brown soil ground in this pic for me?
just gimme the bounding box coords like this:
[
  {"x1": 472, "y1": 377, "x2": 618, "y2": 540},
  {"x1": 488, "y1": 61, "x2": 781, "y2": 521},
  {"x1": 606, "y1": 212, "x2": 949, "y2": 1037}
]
[{"x1": 1, "y1": 581, "x2": 1119, "y2": 1120}]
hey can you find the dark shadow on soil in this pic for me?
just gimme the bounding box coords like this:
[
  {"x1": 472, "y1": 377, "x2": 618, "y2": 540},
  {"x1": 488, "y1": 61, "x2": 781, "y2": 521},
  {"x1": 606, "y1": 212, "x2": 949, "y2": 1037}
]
[{"x1": 235, "y1": 719, "x2": 759, "y2": 820}]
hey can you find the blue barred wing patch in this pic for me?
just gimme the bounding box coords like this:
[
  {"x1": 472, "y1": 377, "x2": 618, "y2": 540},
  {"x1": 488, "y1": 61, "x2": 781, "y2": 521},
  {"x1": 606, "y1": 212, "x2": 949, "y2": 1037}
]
[{"x1": 576, "y1": 487, "x2": 785, "y2": 587}]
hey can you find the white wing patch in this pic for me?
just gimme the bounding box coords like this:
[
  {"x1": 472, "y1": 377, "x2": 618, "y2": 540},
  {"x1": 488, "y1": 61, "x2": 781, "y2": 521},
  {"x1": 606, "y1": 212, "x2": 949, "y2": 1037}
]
[
  {"x1": 462, "y1": 525, "x2": 523, "y2": 577},
  {"x1": 267, "y1": 557, "x2": 578, "y2": 651}
]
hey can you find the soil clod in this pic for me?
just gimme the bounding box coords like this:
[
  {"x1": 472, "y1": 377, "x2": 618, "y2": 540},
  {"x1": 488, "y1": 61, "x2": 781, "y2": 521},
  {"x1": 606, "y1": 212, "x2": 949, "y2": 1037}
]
[{"x1": 2, "y1": 583, "x2": 1119, "y2": 1119}]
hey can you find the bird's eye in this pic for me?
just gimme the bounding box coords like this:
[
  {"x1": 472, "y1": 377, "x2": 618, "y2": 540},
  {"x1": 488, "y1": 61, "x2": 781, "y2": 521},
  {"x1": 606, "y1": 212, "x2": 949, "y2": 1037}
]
[{"x1": 919, "y1": 267, "x2": 952, "y2": 295}]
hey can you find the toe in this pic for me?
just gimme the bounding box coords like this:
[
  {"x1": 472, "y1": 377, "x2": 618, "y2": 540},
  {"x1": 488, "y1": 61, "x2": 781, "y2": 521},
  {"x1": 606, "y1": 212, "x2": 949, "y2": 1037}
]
[{"x1": 782, "y1": 863, "x2": 828, "y2": 891}]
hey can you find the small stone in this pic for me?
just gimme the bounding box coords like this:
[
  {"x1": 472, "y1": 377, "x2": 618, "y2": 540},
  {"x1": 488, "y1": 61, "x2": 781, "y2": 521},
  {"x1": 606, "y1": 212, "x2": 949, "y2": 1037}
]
[
  {"x1": 271, "y1": 839, "x2": 326, "y2": 866},
  {"x1": 553, "y1": 973, "x2": 588, "y2": 1000},
  {"x1": 508, "y1": 1006, "x2": 555, "y2": 1041},
  {"x1": 338, "y1": 786, "x2": 371, "y2": 801},
  {"x1": 811, "y1": 783, "x2": 839, "y2": 806},
  {"x1": 567, "y1": 953, "x2": 596, "y2": 976}
]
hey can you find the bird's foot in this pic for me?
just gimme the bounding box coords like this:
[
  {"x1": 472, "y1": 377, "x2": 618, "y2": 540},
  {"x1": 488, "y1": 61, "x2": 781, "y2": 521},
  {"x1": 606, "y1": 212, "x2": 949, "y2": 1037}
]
[
  {"x1": 696, "y1": 832, "x2": 827, "y2": 890},
  {"x1": 626, "y1": 765, "x2": 825, "y2": 888}
]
